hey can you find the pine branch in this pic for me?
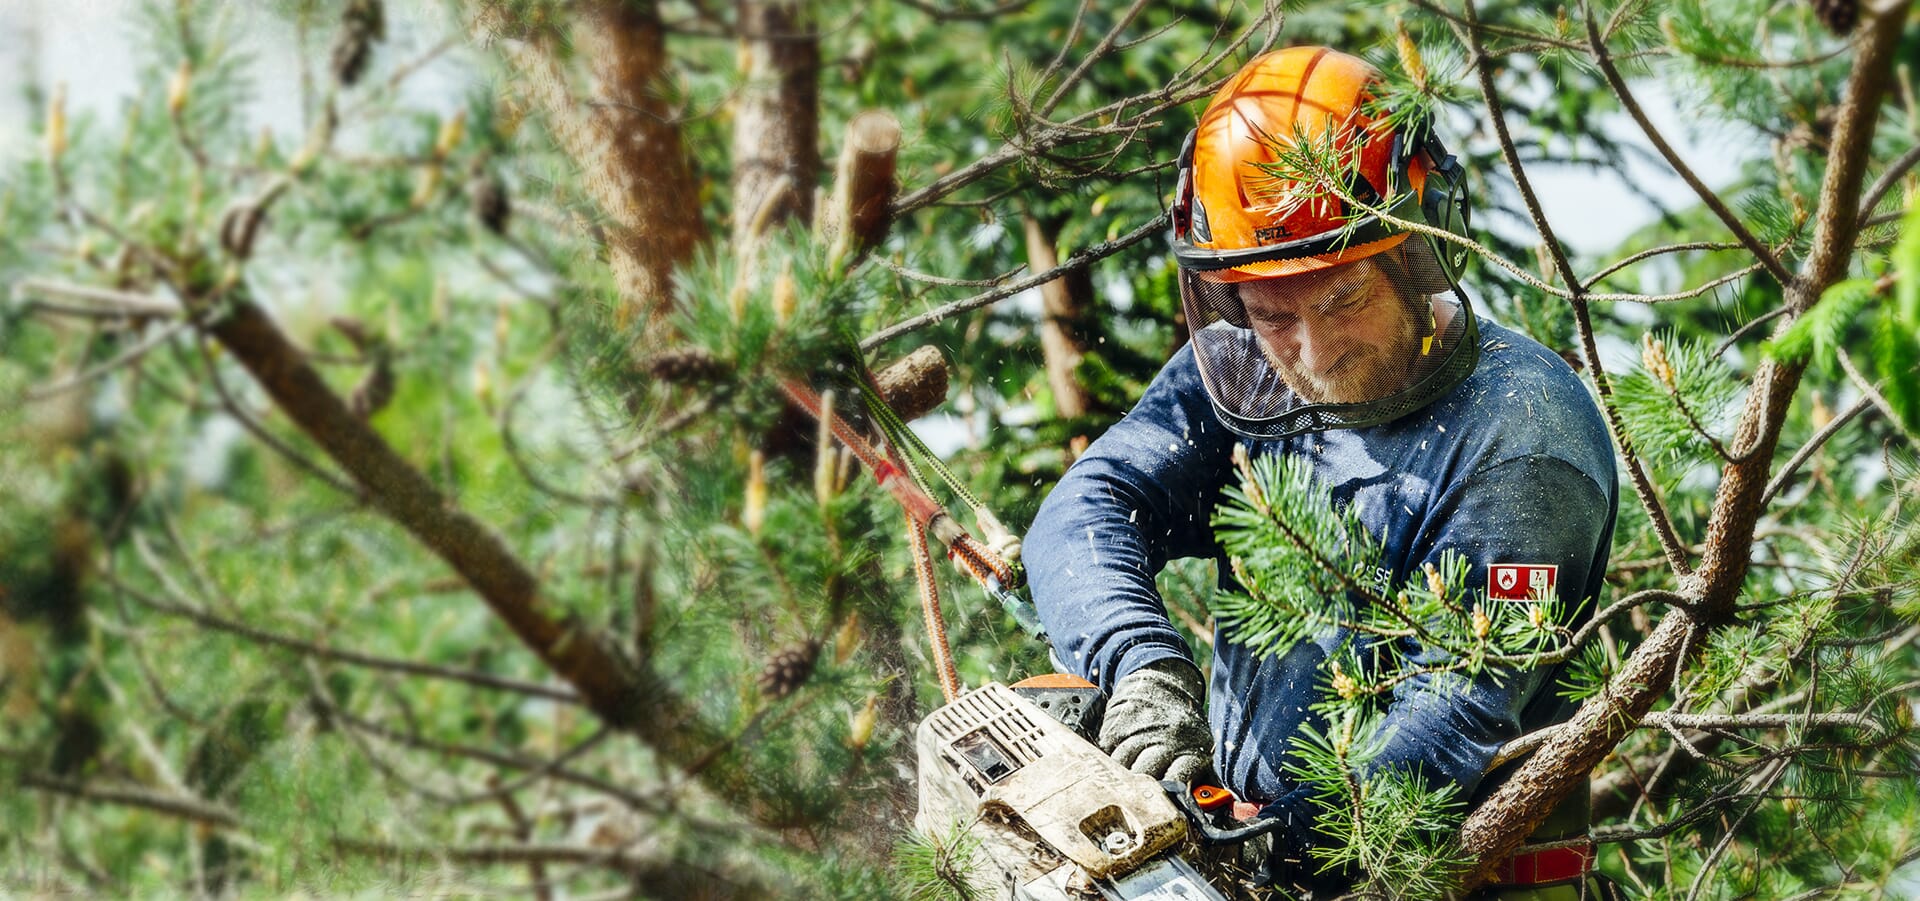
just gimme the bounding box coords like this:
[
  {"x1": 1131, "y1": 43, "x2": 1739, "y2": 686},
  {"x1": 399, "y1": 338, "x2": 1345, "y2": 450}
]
[
  {"x1": 1498, "y1": 709, "x2": 1891, "y2": 767},
  {"x1": 1458, "y1": 4, "x2": 1913, "y2": 886},
  {"x1": 179, "y1": 279, "x2": 803, "y2": 829},
  {"x1": 24, "y1": 320, "x2": 193, "y2": 402},
  {"x1": 106, "y1": 571, "x2": 582, "y2": 704},
  {"x1": 18, "y1": 772, "x2": 240, "y2": 830},
  {"x1": 332, "y1": 837, "x2": 771, "y2": 899}
]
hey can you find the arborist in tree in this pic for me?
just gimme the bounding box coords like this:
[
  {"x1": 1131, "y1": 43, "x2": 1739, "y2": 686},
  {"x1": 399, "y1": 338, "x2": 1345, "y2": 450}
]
[{"x1": 1025, "y1": 46, "x2": 1620, "y2": 893}]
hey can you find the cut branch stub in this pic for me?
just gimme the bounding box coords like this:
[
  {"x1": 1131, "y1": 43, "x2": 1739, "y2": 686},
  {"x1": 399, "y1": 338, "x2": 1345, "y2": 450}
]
[
  {"x1": 872, "y1": 344, "x2": 948, "y2": 423},
  {"x1": 823, "y1": 110, "x2": 901, "y2": 267}
]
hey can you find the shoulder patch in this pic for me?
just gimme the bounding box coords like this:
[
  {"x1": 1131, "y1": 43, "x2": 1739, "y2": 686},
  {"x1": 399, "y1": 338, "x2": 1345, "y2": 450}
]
[{"x1": 1489, "y1": 563, "x2": 1557, "y2": 602}]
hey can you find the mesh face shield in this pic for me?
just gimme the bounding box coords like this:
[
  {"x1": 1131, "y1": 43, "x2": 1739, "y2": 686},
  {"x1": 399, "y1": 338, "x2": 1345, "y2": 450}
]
[{"x1": 1177, "y1": 237, "x2": 1479, "y2": 440}]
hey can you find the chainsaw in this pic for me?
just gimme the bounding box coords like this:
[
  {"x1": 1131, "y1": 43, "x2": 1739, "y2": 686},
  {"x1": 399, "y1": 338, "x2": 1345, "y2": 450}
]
[{"x1": 913, "y1": 675, "x2": 1288, "y2": 900}]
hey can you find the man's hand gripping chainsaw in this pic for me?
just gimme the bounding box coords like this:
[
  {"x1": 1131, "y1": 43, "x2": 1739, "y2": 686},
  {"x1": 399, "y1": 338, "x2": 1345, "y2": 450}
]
[{"x1": 913, "y1": 677, "x2": 1286, "y2": 901}]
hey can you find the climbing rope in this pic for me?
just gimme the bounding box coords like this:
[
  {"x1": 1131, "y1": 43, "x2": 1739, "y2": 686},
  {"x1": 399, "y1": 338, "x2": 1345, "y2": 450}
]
[{"x1": 780, "y1": 370, "x2": 1045, "y2": 701}]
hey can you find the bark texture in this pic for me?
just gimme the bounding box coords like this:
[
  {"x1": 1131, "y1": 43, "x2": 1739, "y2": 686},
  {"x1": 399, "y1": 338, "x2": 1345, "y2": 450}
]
[
  {"x1": 481, "y1": 3, "x2": 705, "y2": 327},
  {"x1": 731, "y1": 0, "x2": 820, "y2": 249},
  {"x1": 822, "y1": 111, "x2": 901, "y2": 265},
  {"x1": 1022, "y1": 213, "x2": 1094, "y2": 422}
]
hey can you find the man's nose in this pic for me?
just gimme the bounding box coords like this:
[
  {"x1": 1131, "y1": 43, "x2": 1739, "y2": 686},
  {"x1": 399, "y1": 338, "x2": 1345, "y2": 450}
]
[{"x1": 1288, "y1": 321, "x2": 1339, "y2": 374}]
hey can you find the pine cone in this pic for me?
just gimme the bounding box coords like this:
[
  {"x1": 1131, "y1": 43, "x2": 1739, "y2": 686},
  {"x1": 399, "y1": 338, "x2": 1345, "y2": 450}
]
[
  {"x1": 330, "y1": 0, "x2": 386, "y2": 87},
  {"x1": 645, "y1": 347, "x2": 728, "y2": 383},
  {"x1": 330, "y1": 32, "x2": 371, "y2": 87},
  {"x1": 1811, "y1": 0, "x2": 1857, "y2": 35},
  {"x1": 757, "y1": 640, "x2": 821, "y2": 699},
  {"x1": 471, "y1": 172, "x2": 511, "y2": 235}
]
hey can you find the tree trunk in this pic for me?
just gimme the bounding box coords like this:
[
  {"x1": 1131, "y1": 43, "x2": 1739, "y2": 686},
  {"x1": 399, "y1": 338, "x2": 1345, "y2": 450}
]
[
  {"x1": 1022, "y1": 213, "x2": 1094, "y2": 425},
  {"x1": 731, "y1": 0, "x2": 820, "y2": 250},
  {"x1": 482, "y1": 2, "x2": 705, "y2": 329}
]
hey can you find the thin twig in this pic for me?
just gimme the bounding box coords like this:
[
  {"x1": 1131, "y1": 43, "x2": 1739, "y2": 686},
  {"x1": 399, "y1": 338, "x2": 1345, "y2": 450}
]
[
  {"x1": 1761, "y1": 395, "x2": 1871, "y2": 505},
  {"x1": 108, "y1": 572, "x2": 581, "y2": 704},
  {"x1": 1713, "y1": 306, "x2": 1788, "y2": 358},
  {"x1": 1581, "y1": 241, "x2": 1744, "y2": 288},
  {"x1": 24, "y1": 320, "x2": 191, "y2": 401},
  {"x1": 1838, "y1": 347, "x2": 1912, "y2": 439},
  {"x1": 1584, "y1": 7, "x2": 1794, "y2": 287},
  {"x1": 1860, "y1": 142, "x2": 1920, "y2": 218},
  {"x1": 1037, "y1": 0, "x2": 1150, "y2": 117},
  {"x1": 18, "y1": 773, "x2": 240, "y2": 829},
  {"x1": 860, "y1": 212, "x2": 1167, "y2": 349}
]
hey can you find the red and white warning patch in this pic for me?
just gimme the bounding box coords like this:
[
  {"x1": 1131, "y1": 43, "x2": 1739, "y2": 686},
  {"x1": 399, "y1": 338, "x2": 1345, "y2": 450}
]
[{"x1": 1488, "y1": 563, "x2": 1558, "y2": 602}]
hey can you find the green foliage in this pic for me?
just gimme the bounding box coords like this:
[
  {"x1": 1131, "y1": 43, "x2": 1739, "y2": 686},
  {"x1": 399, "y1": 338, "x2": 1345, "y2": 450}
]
[
  {"x1": 1616, "y1": 331, "x2": 1742, "y2": 474},
  {"x1": 1285, "y1": 714, "x2": 1469, "y2": 898},
  {"x1": 1214, "y1": 450, "x2": 1566, "y2": 695},
  {"x1": 892, "y1": 818, "x2": 986, "y2": 901}
]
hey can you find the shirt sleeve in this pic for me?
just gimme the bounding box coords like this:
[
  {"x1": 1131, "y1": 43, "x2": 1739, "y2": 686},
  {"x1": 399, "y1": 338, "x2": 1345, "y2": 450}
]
[
  {"x1": 1263, "y1": 453, "x2": 1615, "y2": 865},
  {"x1": 1024, "y1": 346, "x2": 1237, "y2": 693}
]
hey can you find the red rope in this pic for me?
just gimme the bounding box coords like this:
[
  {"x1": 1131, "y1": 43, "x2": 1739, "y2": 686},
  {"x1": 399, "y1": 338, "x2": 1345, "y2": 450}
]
[{"x1": 908, "y1": 510, "x2": 963, "y2": 701}]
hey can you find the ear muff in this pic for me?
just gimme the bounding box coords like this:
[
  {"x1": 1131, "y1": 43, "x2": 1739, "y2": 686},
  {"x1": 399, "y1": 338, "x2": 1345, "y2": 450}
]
[
  {"x1": 1391, "y1": 112, "x2": 1474, "y2": 283},
  {"x1": 1419, "y1": 153, "x2": 1472, "y2": 281},
  {"x1": 1172, "y1": 129, "x2": 1198, "y2": 240}
]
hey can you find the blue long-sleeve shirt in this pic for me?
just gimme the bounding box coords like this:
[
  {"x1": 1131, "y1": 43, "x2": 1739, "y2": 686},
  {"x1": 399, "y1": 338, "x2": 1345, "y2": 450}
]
[{"x1": 1025, "y1": 318, "x2": 1617, "y2": 851}]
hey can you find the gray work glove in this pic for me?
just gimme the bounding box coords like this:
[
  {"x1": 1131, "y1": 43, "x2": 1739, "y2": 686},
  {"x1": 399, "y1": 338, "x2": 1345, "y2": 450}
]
[{"x1": 1098, "y1": 658, "x2": 1213, "y2": 785}]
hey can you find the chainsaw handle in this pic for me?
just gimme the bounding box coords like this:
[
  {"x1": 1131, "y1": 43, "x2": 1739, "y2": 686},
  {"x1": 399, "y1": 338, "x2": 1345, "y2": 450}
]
[{"x1": 1161, "y1": 781, "x2": 1287, "y2": 845}]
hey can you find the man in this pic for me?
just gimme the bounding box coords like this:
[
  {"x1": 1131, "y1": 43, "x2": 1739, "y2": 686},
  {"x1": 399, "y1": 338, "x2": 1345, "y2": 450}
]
[{"x1": 1024, "y1": 46, "x2": 1618, "y2": 889}]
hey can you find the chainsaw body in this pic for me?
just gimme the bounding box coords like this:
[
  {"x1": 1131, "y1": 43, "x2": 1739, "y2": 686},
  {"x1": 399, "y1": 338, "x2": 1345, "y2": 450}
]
[{"x1": 914, "y1": 681, "x2": 1255, "y2": 900}]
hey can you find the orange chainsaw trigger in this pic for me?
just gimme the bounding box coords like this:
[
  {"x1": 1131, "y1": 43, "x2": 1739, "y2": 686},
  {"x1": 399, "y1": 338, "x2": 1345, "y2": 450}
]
[
  {"x1": 1010, "y1": 673, "x2": 1096, "y2": 690},
  {"x1": 1191, "y1": 785, "x2": 1233, "y2": 810}
]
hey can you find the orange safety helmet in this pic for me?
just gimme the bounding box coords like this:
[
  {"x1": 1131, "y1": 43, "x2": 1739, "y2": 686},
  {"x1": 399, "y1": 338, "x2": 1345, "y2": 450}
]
[
  {"x1": 1169, "y1": 46, "x2": 1479, "y2": 440},
  {"x1": 1171, "y1": 46, "x2": 1468, "y2": 281}
]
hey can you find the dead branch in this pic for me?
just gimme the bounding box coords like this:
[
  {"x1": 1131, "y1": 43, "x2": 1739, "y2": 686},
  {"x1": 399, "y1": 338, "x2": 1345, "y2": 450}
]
[
  {"x1": 860, "y1": 211, "x2": 1167, "y2": 349},
  {"x1": 19, "y1": 772, "x2": 240, "y2": 830},
  {"x1": 822, "y1": 111, "x2": 901, "y2": 268},
  {"x1": 10, "y1": 278, "x2": 182, "y2": 320}
]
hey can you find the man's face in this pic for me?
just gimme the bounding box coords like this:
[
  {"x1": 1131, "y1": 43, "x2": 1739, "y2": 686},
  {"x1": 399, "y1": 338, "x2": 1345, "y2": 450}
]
[{"x1": 1236, "y1": 258, "x2": 1423, "y2": 405}]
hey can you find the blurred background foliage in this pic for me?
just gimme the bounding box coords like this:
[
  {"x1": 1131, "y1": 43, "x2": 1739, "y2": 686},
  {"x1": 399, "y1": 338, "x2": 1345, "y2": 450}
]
[{"x1": 0, "y1": 0, "x2": 1916, "y2": 898}]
